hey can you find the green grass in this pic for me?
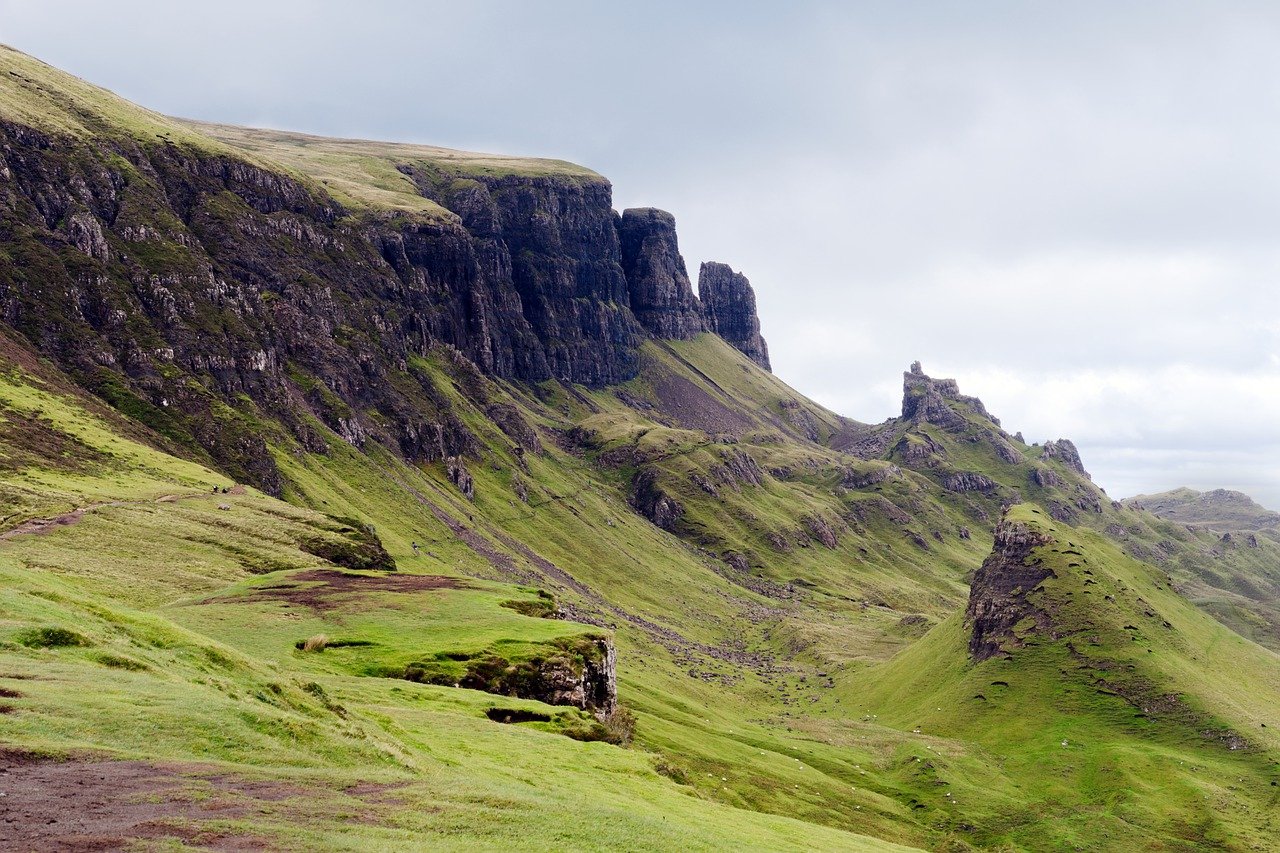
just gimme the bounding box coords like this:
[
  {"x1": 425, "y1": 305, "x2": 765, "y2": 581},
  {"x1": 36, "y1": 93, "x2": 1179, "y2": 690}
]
[
  {"x1": 181, "y1": 122, "x2": 602, "y2": 218},
  {"x1": 0, "y1": 344, "x2": 916, "y2": 850}
]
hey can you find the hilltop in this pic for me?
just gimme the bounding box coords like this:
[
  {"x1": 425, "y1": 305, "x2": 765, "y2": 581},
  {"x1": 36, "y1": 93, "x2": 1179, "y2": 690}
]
[
  {"x1": 1, "y1": 45, "x2": 1279, "y2": 851},
  {"x1": 1127, "y1": 487, "x2": 1280, "y2": 533}
]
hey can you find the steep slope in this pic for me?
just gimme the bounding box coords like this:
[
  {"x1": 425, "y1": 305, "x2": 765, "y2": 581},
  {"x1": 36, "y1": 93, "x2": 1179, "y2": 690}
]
[
  {"x1": 850, "y1": 504, "x2": 1280, "y2": 850},
  {"x1": 0, "y1": 327, "x2": 914, "y2": 852}
]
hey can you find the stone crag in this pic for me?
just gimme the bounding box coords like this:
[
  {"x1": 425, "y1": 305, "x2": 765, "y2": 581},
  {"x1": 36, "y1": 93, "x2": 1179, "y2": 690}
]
[
  {"x1": 619, "y1": 207, "x2": 705, "y2": 340},
  {"x1": 698, "y1": 261, "x2": 771, "y2": 370},
  {"x1": 965, "y1": 513, "x2": 1056, "y2": 661}
]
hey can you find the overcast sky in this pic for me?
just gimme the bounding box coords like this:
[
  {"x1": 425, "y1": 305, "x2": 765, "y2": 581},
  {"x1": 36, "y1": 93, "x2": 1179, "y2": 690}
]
[{"x1": 3, "y1": 1, "x2": 1278, "y2": 507}]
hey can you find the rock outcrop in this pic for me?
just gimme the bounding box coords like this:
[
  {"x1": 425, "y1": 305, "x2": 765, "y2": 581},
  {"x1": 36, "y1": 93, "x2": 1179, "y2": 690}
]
[
  {"x1": 618, "y1": 208, "x2": 705, "y2": 339},
  {"x1": 965, "y1": 513, "x2": 1055, "y2": 661},
  {"x1": 432, "y1": 636, "x2": 618, "y2": 717},
  {"x1": 1042, "y1": 439, "x2": 1091, "y2": 480},
  {"x1": 629, "y1": 467, "x2": 683, "y2": 531},
  {"x1": 901, "y1": 362, "x2": 998, "y2": 430},
  {"x1": 698, "y1": 262, "x2": 771, "y2": 370}
]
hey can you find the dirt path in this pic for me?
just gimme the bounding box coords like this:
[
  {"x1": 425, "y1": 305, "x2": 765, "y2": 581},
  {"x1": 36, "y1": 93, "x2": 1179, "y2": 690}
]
[{"x1": 0, "y1": 491, "x2": 216, "y2": 542}]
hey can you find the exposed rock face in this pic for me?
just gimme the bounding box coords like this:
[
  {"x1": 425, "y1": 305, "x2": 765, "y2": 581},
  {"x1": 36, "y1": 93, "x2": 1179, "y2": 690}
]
[
  {"x1": 698, "y1": 262, "x2": 771, "y2": 370},
  {"x1": 629, "y1": 467, "x2": 683, "y2": 531},
  {"x1": 529, "y1": 636, "x2": 617, "y2": 717},
  {"x1": 901, "y1": 362, "x2": 998, "y2": 430},
  {"x1": 571, "y1": 637, "x2": 618, "y2": 718},
  {"x1": 1, "y1": 117, "x2": 751, "y2": 491},
  {"x1": 404, "y1": 168, "x2": 644, "y2": 385},
  {"x1": 485, "y1": 403, "x2": 543, "y2": 454},
  {"x1": 618, "y1": 208, "x2": 705, "y2": 339},
  {"x1": 1031, "y1": 467, "x2": 1062, "y2": 488},
  {"x1": 943, "y1": 471, "x2": 1000, "y2": 494},
  {"x1": 454, "y1": 636, "x2": 617, "y2": 718},
  {"x1": 966, "y1": 514, "x2": 1055, "y2": 661},
  {"x1": 446, "y1": 457, "x2": 475, "y2": 500},
  {"x1": 1042, "y1": 439, "x2": 1091, "y2": 480}
]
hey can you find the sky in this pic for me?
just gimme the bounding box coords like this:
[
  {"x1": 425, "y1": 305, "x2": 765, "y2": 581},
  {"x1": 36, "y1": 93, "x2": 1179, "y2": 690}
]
[{"x1": 2, "y1": 1, "x2": 1278, "y2": 506}]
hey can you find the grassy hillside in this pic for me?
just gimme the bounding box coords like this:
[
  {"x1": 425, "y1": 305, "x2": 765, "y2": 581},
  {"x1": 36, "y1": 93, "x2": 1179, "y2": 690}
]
[
  {"x1": 850, "y1": 504, "x2": 1280, "y2": 849},
  {"x1": 5, "y1": 323, "x2": 1278, "y2": 850},
  {"x1": 3, "y1": 43, "x2": 1280, "y2": 851},
  {"x1": 1127, "y1": 486, "x2": 1280, "y2": 532},
  {"x1": 0, "y1": 333, "x2": 917, "y2": 851}
]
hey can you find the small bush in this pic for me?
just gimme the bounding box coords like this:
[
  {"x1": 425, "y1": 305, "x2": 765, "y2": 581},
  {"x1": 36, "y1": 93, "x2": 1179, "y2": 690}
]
[
  {"x1": 297, "y1": 634, "x2": 329, "y2": 652},
  {"x1": 501, "y1": 598, "x2": 558, "y2": 618},
  {"x1": 17, "y1": 627, "x2": 90, "y2": 649},
  {"x1": 601, "y1": 706, "x2": 637, "y2": 746},
  {"x1": 654, "y1": 758, "x2": 690, "y2": 784},
  {"x1": 561, "y1": 706, "x2": 636, "y2": 746}
]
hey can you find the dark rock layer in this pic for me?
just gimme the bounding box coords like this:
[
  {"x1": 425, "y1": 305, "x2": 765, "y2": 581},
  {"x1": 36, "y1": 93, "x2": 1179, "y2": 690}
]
[
  {"x1": 965, "y1": 514, "x2": 1055, "y2": 661},
  {"x1": 0, "y1": 119, "x2": 749, "y2": 491},
  {"x1": 618, "y1": 208, "x2": 704, "y2": 340},
  {"x1": 698, "y1": 262, "x2": 770, "y2": 370}
]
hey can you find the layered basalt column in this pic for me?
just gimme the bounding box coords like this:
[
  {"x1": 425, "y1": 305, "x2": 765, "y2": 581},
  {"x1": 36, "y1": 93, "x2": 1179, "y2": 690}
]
[
  {"x1": 618, "y1": 207, "x2": 706, "y2": 340},
  {"x1": 697, "y1": 261, "x2": 771, "y2": 371}
]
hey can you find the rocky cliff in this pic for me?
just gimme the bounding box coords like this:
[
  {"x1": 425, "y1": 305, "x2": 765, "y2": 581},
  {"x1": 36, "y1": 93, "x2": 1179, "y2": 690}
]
[
  {"x1": 698, "y1": 261, "x2": 771, "y2": 370},
  {"x1": 965, "y1": 512, "x2": 1056, "y2": 661},
  {"x1": 0, "y1": 49, "x2": 770, "y2": 493},
  {"x1": 901, "y1": 361, "x2": 998, "y2": 429},
  {"x1": 618, "y1": 207, "x2": 705, "y2": 340}
]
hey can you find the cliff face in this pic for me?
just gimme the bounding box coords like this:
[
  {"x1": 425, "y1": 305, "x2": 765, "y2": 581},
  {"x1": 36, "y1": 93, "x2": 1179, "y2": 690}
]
[
  {"x1": 965, "y1": 514, "x2": 1056, "y2": 661},
  {"x1": 0, "y1": 120, "x2": 744, "y2": 491},
  {"x1": 698, "y1": 261, "x2": 771, "y2": 370},
  {"x1": 0, "y1": 54, "x2": 775, "y2": 495},
  {"x1": 618, "y1": 208, "x2": 705, "y2": 340},
  {"x1": 406, "y1": 168, "x2": 644, "y2": 384},
  {"x1": 901, "y1": 361, "x2": 998, "y2": 430}
]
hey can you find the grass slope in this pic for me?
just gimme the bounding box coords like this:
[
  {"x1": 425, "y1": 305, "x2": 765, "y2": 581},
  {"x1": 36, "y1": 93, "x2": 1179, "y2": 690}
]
[
  {"x1": 0, "y1": 337, "x2": 908, "y2": 851},
  {"x1": 848, "y1": 504, "x2": 1280, "y2": 850}
]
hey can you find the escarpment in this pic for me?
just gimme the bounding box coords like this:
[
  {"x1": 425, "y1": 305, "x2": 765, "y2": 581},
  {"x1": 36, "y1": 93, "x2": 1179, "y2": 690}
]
[
  {"x1": 0, "y1": 110, "x2": 769, "y2": 492},
  {"x1": 619, "y1": 207, "x2": 705, "y2": 339}
]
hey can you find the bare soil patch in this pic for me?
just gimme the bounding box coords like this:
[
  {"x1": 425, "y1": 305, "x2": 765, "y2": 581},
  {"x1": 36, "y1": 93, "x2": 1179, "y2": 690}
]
[
  {"x1": 236, "y1": 568, "x2": 468, "y2": 612},
  {"x1": 0, "y1": 751, "x2": 288, "y2": 851}
]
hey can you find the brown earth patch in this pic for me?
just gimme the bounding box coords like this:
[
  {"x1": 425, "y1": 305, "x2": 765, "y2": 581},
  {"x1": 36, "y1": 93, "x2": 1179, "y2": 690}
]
[
  {"x1": 231, "y1": 568, "x2": 468, "y2": 612},
  {"x1": 0, "y1": 751, "x2": 299, "y2": 851},
  {"x1": 0, "y1": 507, "x2": 92, "y2": 540}
]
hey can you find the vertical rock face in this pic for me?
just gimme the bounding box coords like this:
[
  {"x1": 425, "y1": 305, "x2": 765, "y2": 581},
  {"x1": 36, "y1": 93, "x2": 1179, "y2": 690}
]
[
  {"x1": 618, "y1": 208, "x2": 706, "y2": 340},
  {"x1": 408, "y1": 169, "x2": 644, "y2": 385},
  {"x1": 965, "y1": 515, "x2": 1055, "y2": 661},
  {"x1": 697, "y1": 261, "x2": 771, "y2": 370},
  {"x1": 0, "y1": 107, "x2": 775, "y2": 490}
]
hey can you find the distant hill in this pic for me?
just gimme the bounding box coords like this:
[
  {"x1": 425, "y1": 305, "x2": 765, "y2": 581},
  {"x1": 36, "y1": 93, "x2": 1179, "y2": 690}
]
[{"x1": 1126, "y1": 487, "x2": 1280, "y2": 532}]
